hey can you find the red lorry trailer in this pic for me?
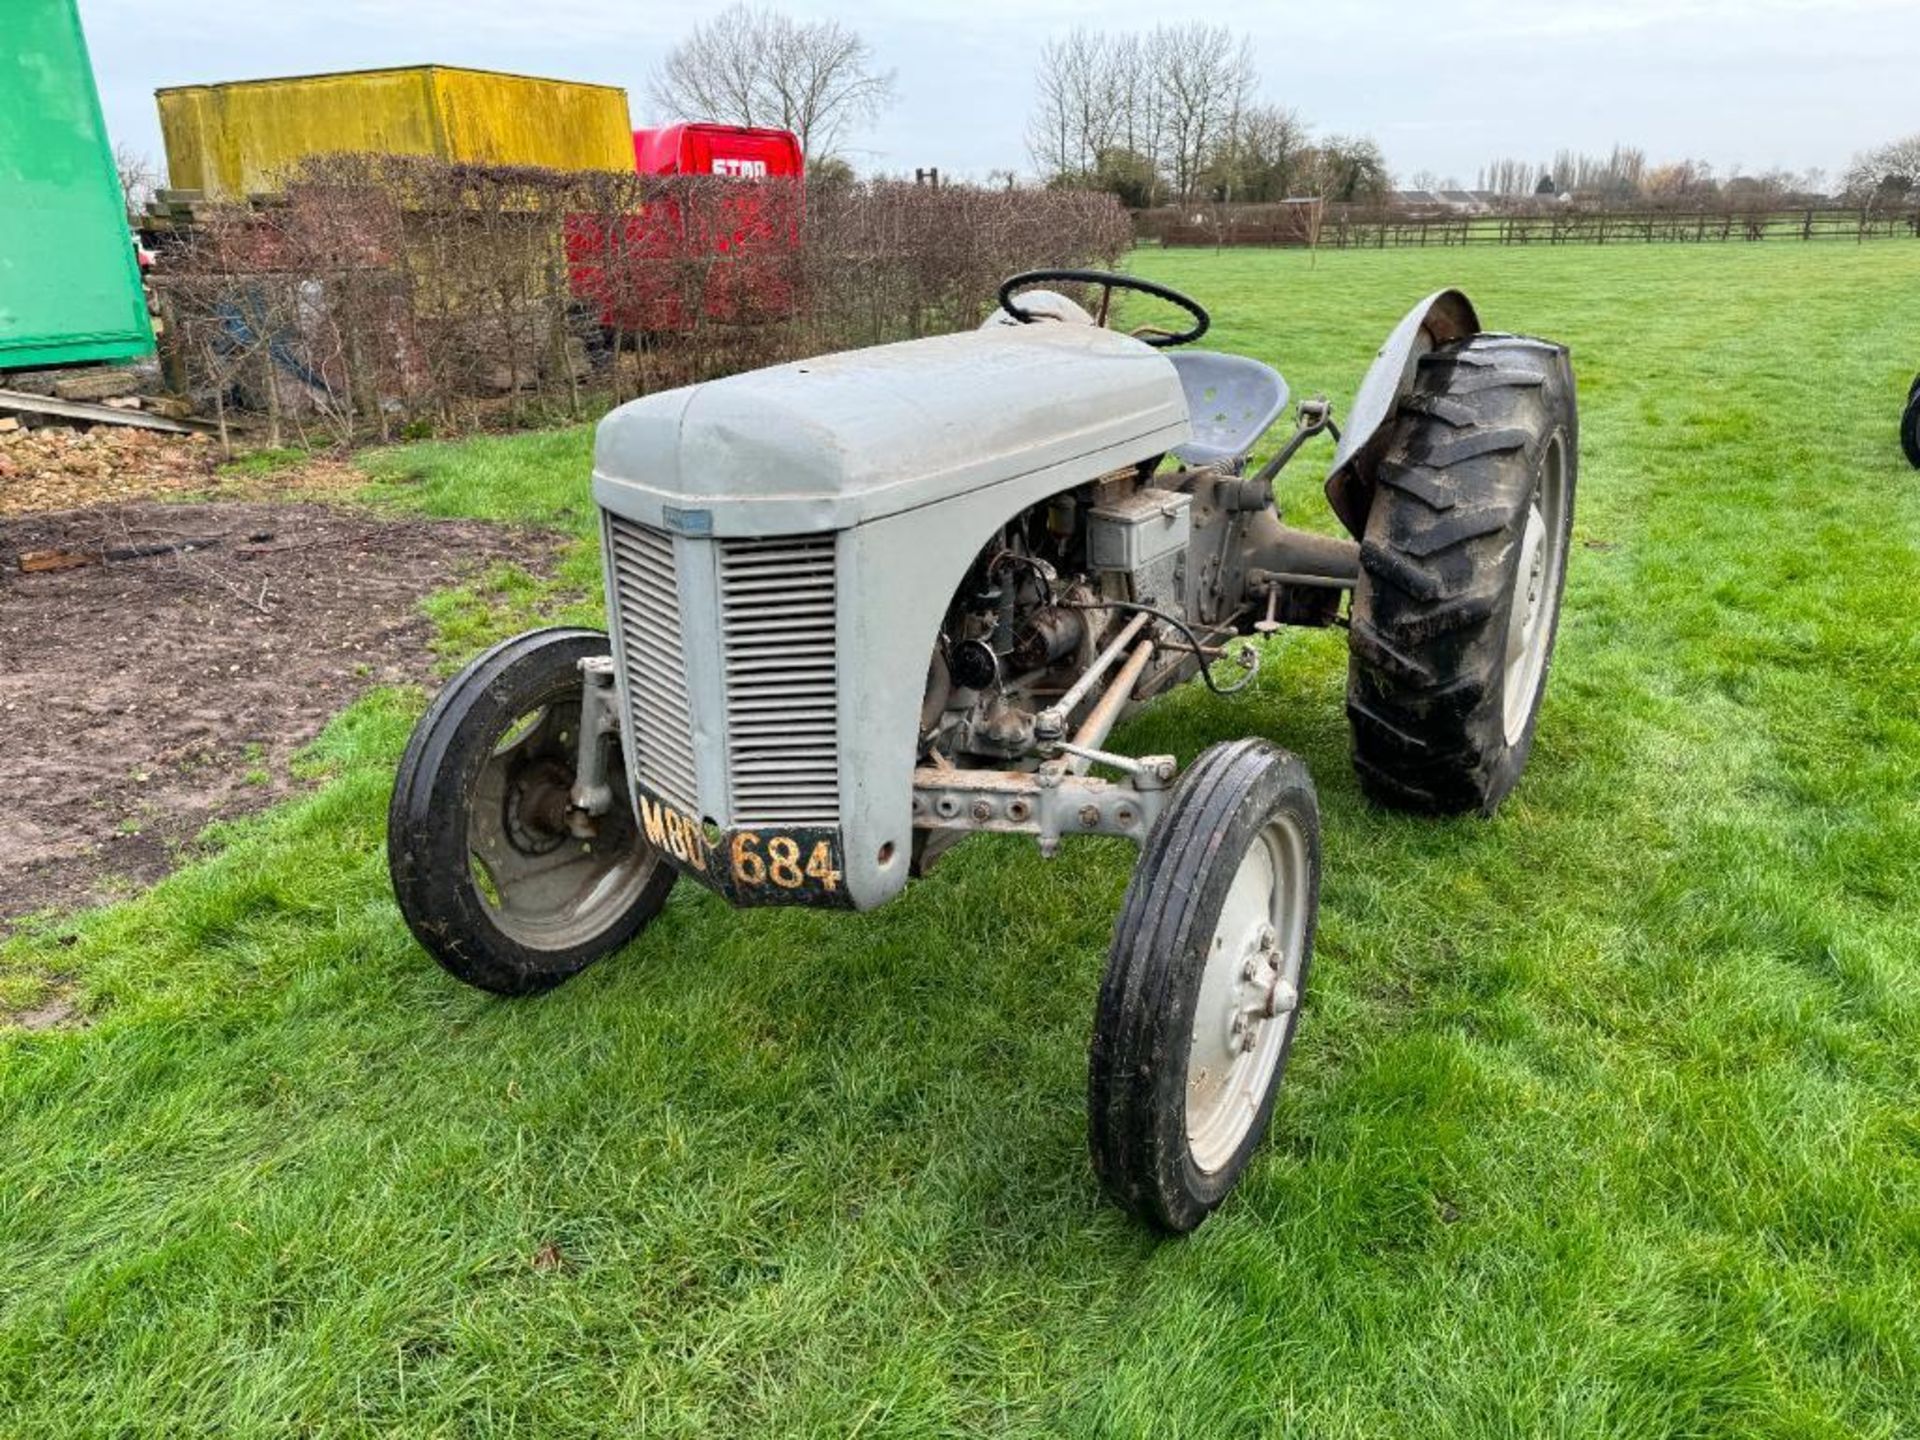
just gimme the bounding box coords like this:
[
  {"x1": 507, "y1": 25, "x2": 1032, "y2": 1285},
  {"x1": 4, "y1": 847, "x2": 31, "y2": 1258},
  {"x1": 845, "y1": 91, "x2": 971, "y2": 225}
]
[
  {"x1": 567, "y1": 123, "x2": 804, "y2": 334},
  {"x1": 631, "y1": 122, "x2": 801, "y2": 180}
]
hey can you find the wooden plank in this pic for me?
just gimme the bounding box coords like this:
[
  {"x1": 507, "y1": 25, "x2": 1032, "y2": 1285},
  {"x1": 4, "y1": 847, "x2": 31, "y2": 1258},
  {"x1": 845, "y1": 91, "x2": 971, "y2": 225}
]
[
  {"x1": 18, "y1": 549, "x2": 94, "y2": 574},
  {"x1": 17, "y1": 537, "x2": 224, "y2": 574},
  {"x1": 0, "y1": 388, "x2": 209, "y2": 435}
]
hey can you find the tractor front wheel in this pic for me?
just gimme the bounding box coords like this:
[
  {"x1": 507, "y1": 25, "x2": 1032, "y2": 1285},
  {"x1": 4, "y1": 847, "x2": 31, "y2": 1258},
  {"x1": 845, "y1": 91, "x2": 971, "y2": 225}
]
[
  {"x1": 1345, "y1": 333, "x2": 1578, "y2": 814},
  {"x1": 388, "y1": 627, "x2": 675, "y2": 995},
  {"x1": 1088, "y1": 739, "x2": 1321, "y2": 1232}
]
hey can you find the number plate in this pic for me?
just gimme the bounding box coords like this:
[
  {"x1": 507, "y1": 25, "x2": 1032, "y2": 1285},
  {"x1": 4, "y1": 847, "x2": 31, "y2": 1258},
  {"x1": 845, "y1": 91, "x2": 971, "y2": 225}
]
[{"x1": 631, "y1": 784, "x2": 852, "y2": 909}]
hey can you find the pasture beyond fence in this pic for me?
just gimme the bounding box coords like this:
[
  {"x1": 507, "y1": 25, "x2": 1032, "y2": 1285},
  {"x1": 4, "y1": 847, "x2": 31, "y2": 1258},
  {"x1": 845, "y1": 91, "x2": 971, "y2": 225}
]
[
  {"x1": 1135, "y1": 202, "x2": 1920, "y2": 250},
  {"x1": 146, "y1": 157, "x2": 1133, "y2": 449}
]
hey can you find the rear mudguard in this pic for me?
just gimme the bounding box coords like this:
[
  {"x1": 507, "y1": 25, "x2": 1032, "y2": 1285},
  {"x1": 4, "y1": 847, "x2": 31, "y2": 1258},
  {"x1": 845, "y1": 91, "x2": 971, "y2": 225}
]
[{"x1": 1324, "y1": 290, "x2": 1480, "y2": 538}]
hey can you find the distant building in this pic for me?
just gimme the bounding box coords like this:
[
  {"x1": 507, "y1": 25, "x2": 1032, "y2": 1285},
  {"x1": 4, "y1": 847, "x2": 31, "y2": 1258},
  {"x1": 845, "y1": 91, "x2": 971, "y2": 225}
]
[{"x1": 1390, "y1": 188, "x2": 1500, "y2": 213}]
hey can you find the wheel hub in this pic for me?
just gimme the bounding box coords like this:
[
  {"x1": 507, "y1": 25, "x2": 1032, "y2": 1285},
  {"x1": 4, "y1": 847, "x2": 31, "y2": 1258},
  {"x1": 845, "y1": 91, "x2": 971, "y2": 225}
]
[
  {"x1": 1226, "y1": 925, "x2": 1300, "y2": 1053},
  {"x1": 462, "y1": 693, "x2": 656, "y2": 951},
  {"x1": 503, "y1": 758, "x2": 574, "y2": 855}
]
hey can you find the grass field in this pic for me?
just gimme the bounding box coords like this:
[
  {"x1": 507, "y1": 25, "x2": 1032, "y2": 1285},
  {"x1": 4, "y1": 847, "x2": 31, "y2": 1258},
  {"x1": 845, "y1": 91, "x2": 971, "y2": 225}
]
[{"x1": 5, "y1": 241, "x2": 1920, "y2": 1437}]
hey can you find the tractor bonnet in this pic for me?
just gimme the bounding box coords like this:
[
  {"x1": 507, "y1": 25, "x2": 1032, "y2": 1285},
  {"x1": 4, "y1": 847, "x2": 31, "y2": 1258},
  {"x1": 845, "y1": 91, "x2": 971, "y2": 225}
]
[{"x1": 591, "y1": 323, "x2": 1190, "y2": 536}]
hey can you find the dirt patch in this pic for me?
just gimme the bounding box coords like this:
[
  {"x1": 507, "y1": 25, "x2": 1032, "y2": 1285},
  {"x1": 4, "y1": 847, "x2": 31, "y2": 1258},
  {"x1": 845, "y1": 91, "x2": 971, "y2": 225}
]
[
  {"x1": 0, "y1": 499, "x2": 560, "y2": 933},
  {"x1": 4, "y1": 990, "x2": 82, "y2": 1032}
]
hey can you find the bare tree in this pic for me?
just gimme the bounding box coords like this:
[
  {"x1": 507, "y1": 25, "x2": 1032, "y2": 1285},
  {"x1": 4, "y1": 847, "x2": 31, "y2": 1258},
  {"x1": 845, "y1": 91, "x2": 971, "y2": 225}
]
[
  {"x1": 1644, "y1": 159, "x2": 1718, "y2": 202},
  {"x1": 1546, "y1": 145, "x2": 1647, "y2": 201},
  {"x1": 1210, "y1": 104, "x2": 1310, "y2": 203},
  {"x1": 1478, "y1": 157, "x2": 1538, "y2": 197},
  {"x1": 651, "y1": 5, "x2": 895, "y2": 166},
  {"x1": 1305, "y1": 135, "x2": 1390, "y2": 205},
  {"x1": 1156, "y1": 24, "x2": 1254, "y2": 204},
  {"x1": 114, "y1": 142, "x2": 157, "y2": 218},
  {"x1": 1028, "y1": 23, "x2": 1255, "y2": 206},
  {"x1": 1026, "y1": 35, "x2": 1079, "y2": 181},
  {"x1": 1109, "y1": 32, "x2": 1167, "y2": 206},
  {"x1": 1027, "y1": 28, "x2": 1123, "y2": 181},
  {"x1": 1028, "y1": 28, "x2": 1176, "y2": 203},
  {"x1": 1843, "y1": 134, "x2": 1920, "y2": 203},
  {"x1": 1607, "y1": 144, "x2": 1647, "y2": 198}
]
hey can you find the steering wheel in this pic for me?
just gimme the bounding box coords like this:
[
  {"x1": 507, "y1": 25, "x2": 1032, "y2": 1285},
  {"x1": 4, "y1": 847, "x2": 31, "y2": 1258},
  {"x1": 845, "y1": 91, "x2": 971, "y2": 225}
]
[{"x1": 997, "y1": 268, "x2": 1210, "y2": 348}]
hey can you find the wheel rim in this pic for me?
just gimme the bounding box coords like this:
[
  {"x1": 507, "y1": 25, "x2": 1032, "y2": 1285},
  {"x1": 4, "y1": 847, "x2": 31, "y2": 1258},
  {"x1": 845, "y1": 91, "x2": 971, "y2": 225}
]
[
  {"x1": 1502, "y1": 434, "x2": 1570, "y2": 746},
  {"x1": 1185, "y1": 812, "x2": 1311, "y2": 1175},
  {"x1": 466, "y1": 698, "x2": 657, "y2": 951}
]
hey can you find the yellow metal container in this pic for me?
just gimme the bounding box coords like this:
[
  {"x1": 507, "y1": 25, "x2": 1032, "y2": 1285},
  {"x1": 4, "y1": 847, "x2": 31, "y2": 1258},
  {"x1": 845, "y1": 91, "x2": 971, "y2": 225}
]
[{"x1": 157, "y1": 65, "x2": 632, "y2": 198}]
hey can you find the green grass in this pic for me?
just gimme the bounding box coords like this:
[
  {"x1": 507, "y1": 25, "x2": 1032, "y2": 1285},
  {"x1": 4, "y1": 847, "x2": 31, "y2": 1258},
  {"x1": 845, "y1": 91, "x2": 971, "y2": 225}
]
[
  {"x1": 360, "y1": 428, "x2": 608, "y2": 660},
  {"x1": 6, "y1": 241, "x2": 1920, "y2": 1437}
]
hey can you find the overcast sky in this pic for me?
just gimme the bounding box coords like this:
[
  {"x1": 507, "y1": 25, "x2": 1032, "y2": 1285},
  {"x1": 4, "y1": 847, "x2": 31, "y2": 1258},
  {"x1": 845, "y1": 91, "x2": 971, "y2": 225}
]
[{"x1": 78, "y1": 0, "x2": 1920, "y2": 189}]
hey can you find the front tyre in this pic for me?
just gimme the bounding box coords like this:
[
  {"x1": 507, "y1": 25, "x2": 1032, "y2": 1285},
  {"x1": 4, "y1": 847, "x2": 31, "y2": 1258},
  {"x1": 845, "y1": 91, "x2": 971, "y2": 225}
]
[
  {"x1": 1089, "y1": 740, "x2": 1321, "y2": 1233},
  {"x1": 388, "y1": 627, "x2": 675, "y2": 995},
  {"x1": 1346, "y1": 333, "x2": 1578, "y2": 814}
]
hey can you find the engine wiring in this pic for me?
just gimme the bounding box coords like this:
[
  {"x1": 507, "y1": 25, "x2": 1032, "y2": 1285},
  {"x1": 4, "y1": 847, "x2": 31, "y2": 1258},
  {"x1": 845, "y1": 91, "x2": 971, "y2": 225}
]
[
  {"x1": 975, "y1": 544, "x2": 1259, "y2": 697},
  {"x1": 986, "y1": 548, "x2": 1057, "y2": 605}
]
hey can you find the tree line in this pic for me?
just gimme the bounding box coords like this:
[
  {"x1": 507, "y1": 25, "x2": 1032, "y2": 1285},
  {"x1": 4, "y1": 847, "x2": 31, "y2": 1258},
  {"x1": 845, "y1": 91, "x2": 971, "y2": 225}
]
[
  {"x1": 640, "y1": 6, "x2": 1920, "y2": 214},
  {"x1": 1457, "y1": 147, "x2": 1831, "y2": 206}
]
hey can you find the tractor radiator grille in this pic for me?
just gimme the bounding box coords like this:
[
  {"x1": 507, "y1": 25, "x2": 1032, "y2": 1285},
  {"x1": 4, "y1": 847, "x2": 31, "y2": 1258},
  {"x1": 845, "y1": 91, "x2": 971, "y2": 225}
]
[
  {"x1": 719, "y1": 536, "x2": 841, "y2": 825},
  {"x1": 605, "y1": 515, "x2": 700, "y2": 815}
]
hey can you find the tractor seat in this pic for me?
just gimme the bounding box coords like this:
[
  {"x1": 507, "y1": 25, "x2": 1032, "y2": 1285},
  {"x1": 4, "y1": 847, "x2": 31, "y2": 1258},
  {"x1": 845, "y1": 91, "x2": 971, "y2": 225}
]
[{"x1": 1167, "y1": 351, "x2": 1290, "y2": 467}]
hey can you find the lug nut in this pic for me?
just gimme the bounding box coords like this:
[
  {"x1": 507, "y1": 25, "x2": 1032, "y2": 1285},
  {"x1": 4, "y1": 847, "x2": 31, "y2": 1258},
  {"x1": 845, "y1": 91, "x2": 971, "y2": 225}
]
[
  {"x1": 1079, "y1": 804, "x2": 1100, "y2": 829},
  {"x1": 971, "y1": 799, "x2": 993, "y2": 822}
]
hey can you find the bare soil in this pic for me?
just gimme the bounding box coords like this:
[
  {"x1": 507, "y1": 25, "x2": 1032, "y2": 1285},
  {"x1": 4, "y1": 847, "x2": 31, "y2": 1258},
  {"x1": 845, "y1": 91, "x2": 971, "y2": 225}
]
[{"x1": 0, "y1": 499, "x2": 559, "y2": 933}]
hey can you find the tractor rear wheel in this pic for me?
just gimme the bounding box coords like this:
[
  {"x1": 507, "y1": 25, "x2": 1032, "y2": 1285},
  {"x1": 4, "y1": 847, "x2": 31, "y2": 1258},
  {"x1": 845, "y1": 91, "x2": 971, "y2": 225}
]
[
  {"x1": 1345, "y1": 334, "x2": 1577, "y2": 814},
  {"x1": 1902, "y1": 380, "x2": 1920, "y2": 469}
]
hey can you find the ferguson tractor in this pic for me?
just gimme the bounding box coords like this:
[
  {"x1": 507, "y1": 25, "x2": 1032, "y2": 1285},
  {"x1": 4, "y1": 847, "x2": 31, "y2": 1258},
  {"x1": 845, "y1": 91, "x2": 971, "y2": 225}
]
[{"x1": 389, "y1": 272, "x2": 1578, "y2": 1232}]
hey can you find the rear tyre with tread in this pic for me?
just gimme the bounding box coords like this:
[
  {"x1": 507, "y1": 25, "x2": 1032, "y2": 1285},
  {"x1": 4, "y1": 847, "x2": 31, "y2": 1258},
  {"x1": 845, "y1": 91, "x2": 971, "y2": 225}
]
[
  {"x1": 1902, "y1": 382, "x2": 1920, "y2": 469},
  {"x1": 1346, "y1": 333, "x2": 1577, "y2": 815},
  {"x1": 1089, "y1": 739, "x2": 1321, "y2": 1233}
]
